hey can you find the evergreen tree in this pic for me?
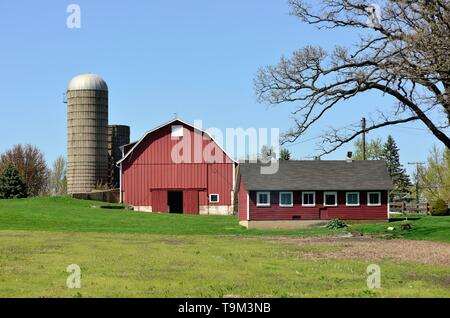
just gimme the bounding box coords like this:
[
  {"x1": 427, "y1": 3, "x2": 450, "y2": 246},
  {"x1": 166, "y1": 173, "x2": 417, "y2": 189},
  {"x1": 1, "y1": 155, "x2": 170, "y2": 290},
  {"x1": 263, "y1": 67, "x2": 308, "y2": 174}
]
[
  {"x1": 280, "y1": 148, "x2": 291, "y2": 160},
  {"x1": 382, "y1": 135, "x2": 411, "y2": 200},
  {"x1": 0, "y1": 164, "x2": 27, "y2": 199}
]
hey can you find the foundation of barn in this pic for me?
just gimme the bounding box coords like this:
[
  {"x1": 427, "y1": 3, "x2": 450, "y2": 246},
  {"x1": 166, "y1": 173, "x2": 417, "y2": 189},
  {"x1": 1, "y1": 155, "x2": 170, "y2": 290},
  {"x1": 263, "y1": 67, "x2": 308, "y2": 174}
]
[
  {"x1": 133, "y1": 206, "x2": 153, "y2": 212},
  {"x1": 131, "y1": 205, "x2": 233, "y2": 215},
  {"x1": 239, "y1": 220, "x2": 329, "y2": 230},
  {"x1": 199, "y1": 206, "x2": 233, "y2": 216}
]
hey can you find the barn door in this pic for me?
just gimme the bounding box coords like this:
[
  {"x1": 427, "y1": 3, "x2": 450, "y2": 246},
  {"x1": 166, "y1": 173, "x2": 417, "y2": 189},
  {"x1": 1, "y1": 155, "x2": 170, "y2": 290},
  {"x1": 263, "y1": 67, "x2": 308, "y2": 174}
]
[
  {"x1": 319, "y1": 208, "x2": 329, "y2": 220},
  {"x1": 183, "y1": 190, "x2": 199, "y2": 215},
  {"x1": 152, "y1": 190, "x2": 168, "y2": 213}
]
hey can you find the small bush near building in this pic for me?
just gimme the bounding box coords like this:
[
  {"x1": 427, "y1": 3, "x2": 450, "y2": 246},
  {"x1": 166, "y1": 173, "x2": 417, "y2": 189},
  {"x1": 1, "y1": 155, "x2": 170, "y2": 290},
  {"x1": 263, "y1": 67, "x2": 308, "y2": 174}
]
[
  {"x1": 326, "y1": 219, "x2": 348, "y2": 229},
  {"x1": 430, "y1": 198, "x2": 449, "y2": 216},
  {"x1": 0, "y1": 164, "x2": 27, "y2": 199}
]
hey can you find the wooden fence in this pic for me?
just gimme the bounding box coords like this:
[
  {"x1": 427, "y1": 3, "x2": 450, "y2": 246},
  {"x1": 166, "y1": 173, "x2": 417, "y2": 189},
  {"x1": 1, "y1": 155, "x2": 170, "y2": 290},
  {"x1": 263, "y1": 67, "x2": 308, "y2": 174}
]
[{"x1": 389, "y1": 202, "x2": 429, "y2": 214}]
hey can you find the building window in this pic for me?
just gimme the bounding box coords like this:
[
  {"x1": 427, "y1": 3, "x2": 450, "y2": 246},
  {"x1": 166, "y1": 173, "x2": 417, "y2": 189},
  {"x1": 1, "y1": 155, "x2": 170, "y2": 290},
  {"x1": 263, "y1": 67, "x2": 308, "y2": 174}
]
[
  {"x1": 368, "y1": 192, "x2": 381, "y2": 206},
  {"x1": 346, "y1": 192, "x2": 360, "y2": 206},
  {"x1": 324, "y1": 192, "x2": 338, "y2": 207},
  {"x1": 171, "y1": 125, "x2": 183, "y2": 137},
  {"x1": 209, "y1": 194, "x2": 220, "y2": 203},
  {"x1": 302, "y1": 192, "x2": 316, "y2": 207},
  {"x1": 279, "y1": 192, "x2": 293, "y2": 207},
  {"x1": 256, "y1": 192, "x2": 270, "y2": 207}
]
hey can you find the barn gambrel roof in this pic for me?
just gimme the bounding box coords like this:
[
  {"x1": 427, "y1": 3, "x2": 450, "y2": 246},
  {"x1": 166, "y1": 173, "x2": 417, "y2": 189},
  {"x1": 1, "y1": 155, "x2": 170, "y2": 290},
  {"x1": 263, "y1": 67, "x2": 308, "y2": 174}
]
[{"x1": 117, "y1": 118, "x2": 237, "y2": 165}]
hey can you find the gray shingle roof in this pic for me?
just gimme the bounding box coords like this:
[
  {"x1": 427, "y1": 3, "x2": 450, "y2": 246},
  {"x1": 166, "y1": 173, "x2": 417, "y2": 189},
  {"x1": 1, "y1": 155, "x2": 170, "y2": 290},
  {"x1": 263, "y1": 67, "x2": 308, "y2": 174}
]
[{"x1": 238, "y1": 160, "x2": 393, "y2": 191}]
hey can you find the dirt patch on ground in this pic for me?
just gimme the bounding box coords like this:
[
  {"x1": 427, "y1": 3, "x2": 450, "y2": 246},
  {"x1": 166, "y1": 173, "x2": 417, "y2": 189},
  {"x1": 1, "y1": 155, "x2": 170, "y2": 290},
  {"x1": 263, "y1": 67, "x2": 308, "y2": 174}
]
[{"x1": 262, "y1": 236, "x2": 450, "y2": 266}]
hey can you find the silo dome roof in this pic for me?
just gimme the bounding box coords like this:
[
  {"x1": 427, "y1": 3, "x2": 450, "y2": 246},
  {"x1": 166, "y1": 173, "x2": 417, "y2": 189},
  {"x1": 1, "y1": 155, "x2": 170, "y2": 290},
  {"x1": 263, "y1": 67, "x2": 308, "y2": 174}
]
[{"x1": 68, "y1": 74, "x2": 108, "y2": 91}]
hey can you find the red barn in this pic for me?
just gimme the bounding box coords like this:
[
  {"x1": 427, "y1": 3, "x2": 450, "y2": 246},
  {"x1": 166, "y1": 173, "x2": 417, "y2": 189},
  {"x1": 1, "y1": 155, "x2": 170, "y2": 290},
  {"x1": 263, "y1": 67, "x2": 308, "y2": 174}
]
[
  {"x1": 237, "y1": 160, "x2": 393, "y2": 229},
  {"x1": 118, "y1": 119, "x2": 237, "y2": 215}
]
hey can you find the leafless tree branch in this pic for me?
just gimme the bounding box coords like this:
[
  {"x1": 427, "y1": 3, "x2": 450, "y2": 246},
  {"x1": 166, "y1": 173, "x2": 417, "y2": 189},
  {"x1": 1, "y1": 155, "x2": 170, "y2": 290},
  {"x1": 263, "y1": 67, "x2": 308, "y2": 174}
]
[{"x1": 255, "y1": 0, "x2": 450, "y2": 155}]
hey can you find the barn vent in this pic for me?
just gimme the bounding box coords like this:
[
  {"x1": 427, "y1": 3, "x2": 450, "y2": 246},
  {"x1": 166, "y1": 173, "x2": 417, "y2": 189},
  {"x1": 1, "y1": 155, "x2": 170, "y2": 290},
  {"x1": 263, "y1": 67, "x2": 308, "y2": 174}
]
[{"x1": 171, "y1": 125, "x2": 184, "y2": 137}]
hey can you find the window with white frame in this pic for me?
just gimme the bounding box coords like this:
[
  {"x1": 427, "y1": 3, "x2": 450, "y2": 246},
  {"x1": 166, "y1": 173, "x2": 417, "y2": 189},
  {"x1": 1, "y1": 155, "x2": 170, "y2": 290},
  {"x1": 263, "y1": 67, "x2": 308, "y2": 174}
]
[
  {"x1": 368, "y1": 192, "x2": 381, "y2": 206},
  {"x1": 256, "y1": 192, "x2": 270, "y2": 207},
  {"x1": 209, "y1": 194, "x2": 220, "y2": 203},
  {"x1": 324, "y1": 192, "x2": 338, "y2": 207},
  {"x1": 171, "y1": 125, "x2": 184, "y2": 137},
  {"x1": 279, "y1": 192, "x2": 293, "y2": 207},
  {"x1": 302, "y1": 192, "x2": 316, "y2": 207},
  {"x1": 346, "y1": 192, "x2": 360, "y2": 206}
]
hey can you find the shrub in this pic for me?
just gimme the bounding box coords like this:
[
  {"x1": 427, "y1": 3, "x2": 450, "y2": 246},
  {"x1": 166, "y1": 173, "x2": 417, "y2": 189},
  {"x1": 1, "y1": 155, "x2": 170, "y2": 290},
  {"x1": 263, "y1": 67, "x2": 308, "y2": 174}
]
[
  {"x1": 430, "y1": 198, "x2": 449, "y2": 216},
  {"x1": 326, "y1": 219, "x2": 348, "y2": 229},
  {"x1": 0, "y1": 164, "x2": 27, "y2": 199}
]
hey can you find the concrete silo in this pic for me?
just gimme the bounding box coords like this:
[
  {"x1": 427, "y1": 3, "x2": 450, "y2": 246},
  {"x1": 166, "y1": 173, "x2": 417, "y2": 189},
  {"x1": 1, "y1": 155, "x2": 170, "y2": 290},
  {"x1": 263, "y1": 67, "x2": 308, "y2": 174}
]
[{"x1": 67, "y1": 74, "x2": 109, "y2": 194}]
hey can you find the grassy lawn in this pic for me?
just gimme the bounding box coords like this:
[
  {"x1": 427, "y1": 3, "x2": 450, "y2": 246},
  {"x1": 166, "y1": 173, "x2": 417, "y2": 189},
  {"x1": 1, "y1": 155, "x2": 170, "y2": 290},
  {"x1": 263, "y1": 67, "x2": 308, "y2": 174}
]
[
  {"x1": 353, "y1": 216, "x2": 450, "y2": 243},
  {"x1": 0, "y1": 196, "x2": 449, "y2": 241},
  {"x1": 0, "y1": 197, "x2": 343, "y2": 237},
  {"x1": 1, "y1": 230, "x2": 449, "y2": 298},
  {"x1": 0, "y1": 197, "x2": 449, "y2": 298}
]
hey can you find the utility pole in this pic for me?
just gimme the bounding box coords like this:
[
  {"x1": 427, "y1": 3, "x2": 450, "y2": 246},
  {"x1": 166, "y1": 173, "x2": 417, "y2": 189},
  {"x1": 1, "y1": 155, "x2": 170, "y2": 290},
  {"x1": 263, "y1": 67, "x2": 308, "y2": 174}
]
[
  {"x1": 408, "y1": 162, "x2": 425, "y2": 210},
  {"x1": 361, "y1": 118, "x2": 367, "y2": 160}
]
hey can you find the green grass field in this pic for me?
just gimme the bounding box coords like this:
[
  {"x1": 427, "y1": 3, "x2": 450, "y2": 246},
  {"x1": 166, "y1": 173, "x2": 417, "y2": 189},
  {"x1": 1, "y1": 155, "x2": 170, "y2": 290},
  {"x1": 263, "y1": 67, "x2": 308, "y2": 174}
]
[{"x1": 0, "y1": 197, "x2": 449, "y2": 298}]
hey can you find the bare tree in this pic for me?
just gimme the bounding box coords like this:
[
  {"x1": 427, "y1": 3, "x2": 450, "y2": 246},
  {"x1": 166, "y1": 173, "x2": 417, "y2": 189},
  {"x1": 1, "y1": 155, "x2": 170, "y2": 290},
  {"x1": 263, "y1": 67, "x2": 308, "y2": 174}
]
[
  {"x1": 0, "y1": 144, "x2": 50, "y2": 196},
  {"x1": 50, "y1": 156, "x2": 67, "y2": 196},
  {"x1": 255, "y1": 0, "x2": 450, "y2": 156},
  {"x1": 417, "y1": 145, "x2": 450, "y2": 202}
]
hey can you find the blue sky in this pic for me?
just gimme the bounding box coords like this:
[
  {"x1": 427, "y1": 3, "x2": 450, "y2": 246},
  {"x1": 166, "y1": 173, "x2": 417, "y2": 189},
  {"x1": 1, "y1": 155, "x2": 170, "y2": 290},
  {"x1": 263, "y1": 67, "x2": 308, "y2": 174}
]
[{"x1": 0, "y1": 0, "x2": 444, "y2": 175}]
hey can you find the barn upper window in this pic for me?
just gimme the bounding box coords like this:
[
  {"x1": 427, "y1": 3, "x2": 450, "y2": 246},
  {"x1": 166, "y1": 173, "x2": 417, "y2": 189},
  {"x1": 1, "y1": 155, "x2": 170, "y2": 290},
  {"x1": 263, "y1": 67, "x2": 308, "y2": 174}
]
[
  {"x1": 257, "y1": 192, "x2": 270, "y2": 207},
  {"x1": 209, "y1": 194, "x2": 220, "y2": 203},
  {"x1": 279, "y1": 192, "x2": 293, "y2": 207},
  {"x1": 324, "y1": 192, "x2": 338, "y2": 207},
  {"x1": 171, "y1": 125, "x2": 184, "y2": 137},
  {"x1": 346, "y1": 192, "x2": 360, "y2": 206},
  {"x1": 302, "y1": 192, "x2": 315, "y2": 207},
  {"x1": 368, "y1": 192, "x2": 381, "y2": 206}
]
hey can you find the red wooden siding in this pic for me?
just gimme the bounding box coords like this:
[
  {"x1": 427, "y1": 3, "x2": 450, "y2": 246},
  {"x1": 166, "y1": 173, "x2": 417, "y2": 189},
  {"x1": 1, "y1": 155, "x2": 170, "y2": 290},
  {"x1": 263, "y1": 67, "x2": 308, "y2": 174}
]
[
  {"x1": 183, "y1": 190, "x2": 199, "y2": 215},
  {"x1": 152, "y1": 190, "x2": 168, "y2": 213},
  {"x1": 121, "y1": 120, "x2": 235, "y2": 211},
  {"x1": 238, "y1": 177, "x2": 248, "y2": 222},
  {"x1": 247, "y1": 190, "x2": 388, "y2": 221},
  {"x1": 122, "y1": 122, "x2": 233, "y2": 166}
]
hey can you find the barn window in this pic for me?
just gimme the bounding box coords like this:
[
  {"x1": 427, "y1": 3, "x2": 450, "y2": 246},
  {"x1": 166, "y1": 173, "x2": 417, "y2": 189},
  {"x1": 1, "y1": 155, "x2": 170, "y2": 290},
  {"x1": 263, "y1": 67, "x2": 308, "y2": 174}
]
[
  {"x1": 209, "y1": 194, "x2": 220, "y2": 203},
  {"x1": 279, "y1": 192, "x2": 293, "y2": 207},
  {"x1": 171, "y1": 125, "x2": 184, "y2": 137},
  {"x1": 256, "y1": 192, "x2": 270, "y2": 207},
  {"x1": 368, "y1": 192, "x2": 381, "y2": 206},
  {"x1": 346, "y1": 192, "x2": 360, "y2": 206},
  {"x1": 324, "y1": 192, "x2": 337, "y2": 207},
  {"x1": 302, "y1": 192, "x2": 316, "y2": 207}
]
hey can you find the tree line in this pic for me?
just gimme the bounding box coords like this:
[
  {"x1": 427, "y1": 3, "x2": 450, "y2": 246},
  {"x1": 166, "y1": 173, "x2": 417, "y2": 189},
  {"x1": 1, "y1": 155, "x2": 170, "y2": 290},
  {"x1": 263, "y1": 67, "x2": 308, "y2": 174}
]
[
  {"x1": 263, "y1": 134, "x2": 448, "y2": 209},
  {"x1": 0, "y1": 144, "x2": 67, "y2": 199},
  {"x1": 353, "y1": 135, "x2": 449, "y2": 207}
]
